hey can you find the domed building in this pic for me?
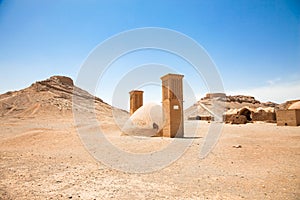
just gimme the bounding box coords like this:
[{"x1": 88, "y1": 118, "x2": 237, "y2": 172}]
[
  {"x1": 277, "y1": 100, "x2": 300, "y2": 126},
  {"x1": 288, "y1": 101, "x2": 300, "y2": 110},
  {"x1": 122, "y1": 103, "x2": 164, "y2": 137},
  {"x1": 126, "y1": 74, "x2": 185, "y2": 138}
]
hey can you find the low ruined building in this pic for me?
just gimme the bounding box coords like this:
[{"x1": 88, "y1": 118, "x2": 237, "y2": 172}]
[
  {"x1": 224, "y1": 107, "x2": 276, "y2": 124},
  {"x1": 223, "y1": 114, "x2": 232, "y2": 122},
  {"x1": 230, "y1": 115, "x2": 247, "y2": 124},
  {"x1": 224, "y1": 108, "x2": 252, "y2": 124},
  {"x1": 239, "y1": 108, "x2": 252, "y2": 121},
  {"x1": 252, "y1": 109, "x2": 276, "y2": 123},
  {"x1": 200, "y1": 116, "x2": 213, "y2": 121},
  {"x1": 188, "y1": 115, "x2": 213, "y2": 121},
  {"x1": 187, "y1": 116, "x2": 197, "y2": 120},
  {"x1": 276, "y1": 101, "x2": 300, "y2": 126}
]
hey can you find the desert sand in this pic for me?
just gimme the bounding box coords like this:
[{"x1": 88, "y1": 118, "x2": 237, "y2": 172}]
[
  {"x1": 0, "y1": 76, "x2": 299, "y2": 199},
  {"x1": 0, "y1": 116, "x2": 299, "y2": 199}
]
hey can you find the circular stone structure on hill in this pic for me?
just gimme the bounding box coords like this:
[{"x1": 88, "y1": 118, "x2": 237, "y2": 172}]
[
  {"x1": 288, "y1": 101, "x2": 300, "y2": 110},
  {"x1": 50, "y1": 76, "x2": 74, "y2": 86},
  {"x1": 122, "y1": 102, "x2": 164, "y2": 137}
]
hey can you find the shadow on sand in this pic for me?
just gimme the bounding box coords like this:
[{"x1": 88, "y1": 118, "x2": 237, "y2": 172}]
[{"x1": 181, "y1": 136, "x2": 202, "y2": 139}]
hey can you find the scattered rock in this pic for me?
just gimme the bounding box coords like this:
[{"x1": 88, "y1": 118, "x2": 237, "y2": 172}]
[
  {"x1": 232, "y1": 145, "x2": 242, "y2": 148},
  {"x1": 50, "y1": 76, "x2": 74, "y2": 86},
  {"x1": 0, "y1": 188, "x2": 11, "y2": 200},
  {"x1": 226, "y1": 95, "x2": 261, "y2": 104}
]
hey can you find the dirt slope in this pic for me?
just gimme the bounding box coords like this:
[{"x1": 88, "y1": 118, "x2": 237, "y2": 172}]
[{"x1": 0, "y1": 76, "x2": 128, "y2": 119}]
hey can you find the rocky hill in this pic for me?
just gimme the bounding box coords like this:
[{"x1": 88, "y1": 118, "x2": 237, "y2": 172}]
[
  {"x1": 185, "y1": 93, "x2": 278, "y2": 120},
  {"x1": 0, "y1": 76, "x2": 128, "y2": 120}
]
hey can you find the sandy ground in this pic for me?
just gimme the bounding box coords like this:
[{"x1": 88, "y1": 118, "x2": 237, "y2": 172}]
[{"x1": 0, "y1": 115, "x2": 299, "y2": 199}]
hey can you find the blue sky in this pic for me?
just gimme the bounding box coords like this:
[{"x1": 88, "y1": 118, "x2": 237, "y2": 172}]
[{"x1": 0, "y1": 0, "x2": 299, "y2": 108}]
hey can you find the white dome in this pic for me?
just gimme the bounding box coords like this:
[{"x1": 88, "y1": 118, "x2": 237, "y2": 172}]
[
  {"x1": 122, "y1": 102, "x2": 164, "y2": 137},
  {"x1": 288, "y1": 101, "x2": 300, "y2": 110}
]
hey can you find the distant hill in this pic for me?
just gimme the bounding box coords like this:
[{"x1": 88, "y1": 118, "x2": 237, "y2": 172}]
[{"x1": 185, "y1": 93, "x2": 278, "y2": 120}]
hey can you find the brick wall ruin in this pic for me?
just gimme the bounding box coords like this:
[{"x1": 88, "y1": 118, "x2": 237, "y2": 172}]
[{"x1": 276, "y1": 109, "x2": 300, "y2": 126}]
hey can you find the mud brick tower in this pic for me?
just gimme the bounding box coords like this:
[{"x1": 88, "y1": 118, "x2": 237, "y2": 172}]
[
  {"x1": 161, "y1": 74, "x2": 184, "y2": 138},
  {"x1": 129, "y1": 90, "x2": 144, "y2": 115}
]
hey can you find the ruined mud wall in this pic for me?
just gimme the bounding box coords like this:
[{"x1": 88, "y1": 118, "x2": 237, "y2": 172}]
[
  {"x1": 252, "y1": 110, "x2": 276, "y2": 123},
  {"x1": 277, "y1": 109, "x2": 300, "y2": 126}
]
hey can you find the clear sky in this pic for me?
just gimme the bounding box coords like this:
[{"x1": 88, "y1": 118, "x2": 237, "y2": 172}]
[{"x1": 0, "y1": 0, "x2": 299, "y2": 109}]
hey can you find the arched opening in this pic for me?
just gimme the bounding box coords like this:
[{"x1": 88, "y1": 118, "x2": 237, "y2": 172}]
[
  {"x1": 239, "y1": 108, "x2": 252, "y2": 121},
  {"x1": 153, "y1": 122, "x2": 159, "y2": 130},
  {"x1": 196, "y1": 116, "x2": 201, "y2": 120}
]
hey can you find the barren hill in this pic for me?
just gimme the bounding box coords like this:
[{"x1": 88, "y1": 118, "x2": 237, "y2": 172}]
[
  {"x1": 0, "y1": 79, "x2": 299, "y2": 199},
  {"x1": 0, "y1": 75, "x2": 128, "y2": 120},
  {"x1": 185, "y1": 93, "x2": 278, "y2": 120}
]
